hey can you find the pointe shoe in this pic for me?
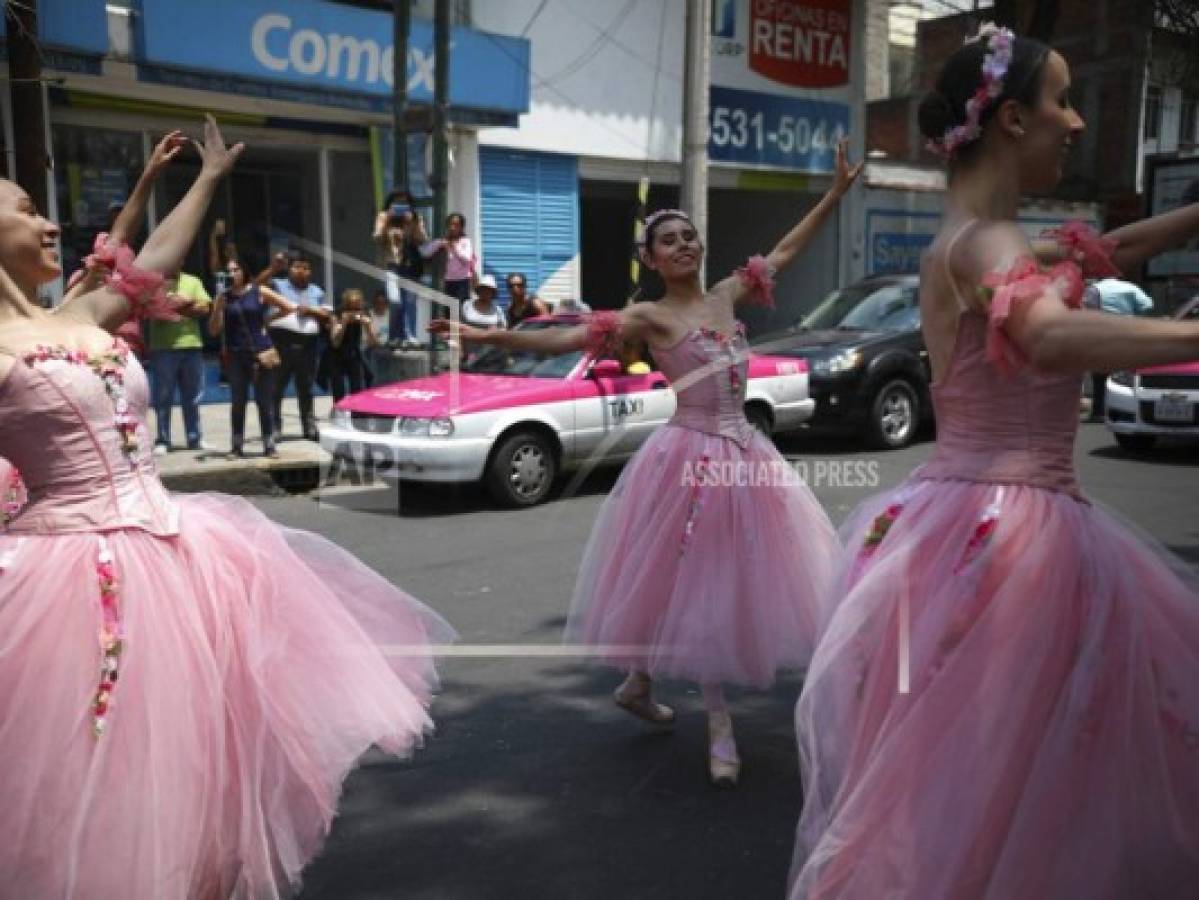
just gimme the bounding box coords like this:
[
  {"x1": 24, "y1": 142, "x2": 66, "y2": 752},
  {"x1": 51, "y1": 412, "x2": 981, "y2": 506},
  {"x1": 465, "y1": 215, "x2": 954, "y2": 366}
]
[
  {"x1": 613, "y1": 675, "x2": 675, "y2": 726},
  {"x1": 708, "y1": 711, "x2": 740, "y2": 788}
]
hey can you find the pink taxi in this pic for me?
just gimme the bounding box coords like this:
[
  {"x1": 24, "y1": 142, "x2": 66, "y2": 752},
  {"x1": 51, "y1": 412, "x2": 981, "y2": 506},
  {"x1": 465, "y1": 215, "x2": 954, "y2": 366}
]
[{"x1": 322, "y1": 316, "x2": 813, "y2": 506}]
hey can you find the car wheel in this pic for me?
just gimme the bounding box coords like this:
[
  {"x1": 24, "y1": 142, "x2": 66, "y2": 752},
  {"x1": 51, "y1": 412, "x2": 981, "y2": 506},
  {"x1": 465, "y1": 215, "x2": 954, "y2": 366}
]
[
  {"x1": 1114, "y1": 433, "x2": 1156, "y2": 453},
  {"x1": 744, "y1": 403, "x2": 772, "y2": 436},
  {"x1": 866, "y1": 379, "x2": 919, "y2": 449},
  {"x1": 486, "y1": 430, "x2": 557, "y2": 507}
]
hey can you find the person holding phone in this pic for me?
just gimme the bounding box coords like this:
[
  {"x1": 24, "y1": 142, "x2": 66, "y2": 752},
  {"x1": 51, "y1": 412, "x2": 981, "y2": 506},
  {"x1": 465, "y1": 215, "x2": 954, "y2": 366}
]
[
  {"x1": 422, "y1": 212, "x2": 477, "y2": 305},
  {"x1": 373, "y1": 190, "x2": 428, "y2": 349},
  {"x1": 327, "y1": 287, "x2": 378, "y2": 401}
]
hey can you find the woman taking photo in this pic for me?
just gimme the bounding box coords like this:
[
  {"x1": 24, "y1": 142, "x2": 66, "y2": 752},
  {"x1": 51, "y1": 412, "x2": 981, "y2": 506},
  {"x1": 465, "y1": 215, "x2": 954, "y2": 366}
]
[
  {"x1": 327, "y1": 287, "x2": 378, "y2": 401},
  {"x1": 373, "y1": 190, "x2": 427, "y2": 349}
]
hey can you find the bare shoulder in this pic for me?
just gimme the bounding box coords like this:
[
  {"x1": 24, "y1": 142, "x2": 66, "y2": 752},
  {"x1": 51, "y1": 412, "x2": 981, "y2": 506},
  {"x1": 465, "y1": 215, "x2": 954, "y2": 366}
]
[{"x1": 957, "y1": 221, "x2": 1034, "y2": 280}]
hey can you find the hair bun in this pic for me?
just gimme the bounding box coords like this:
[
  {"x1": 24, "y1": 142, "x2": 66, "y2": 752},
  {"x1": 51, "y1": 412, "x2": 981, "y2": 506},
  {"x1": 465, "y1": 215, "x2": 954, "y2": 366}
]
[{"x1": 917, "y1": 90, "x2": 956, "y2": 141}]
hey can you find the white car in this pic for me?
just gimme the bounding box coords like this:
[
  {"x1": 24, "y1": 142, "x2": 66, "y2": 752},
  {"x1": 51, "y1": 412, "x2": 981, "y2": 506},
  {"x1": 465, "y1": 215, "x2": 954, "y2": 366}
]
[
  {"x1": 321, "y1": 316, "x2": 814, "y2": 506},
  {"x1": 1105, "y1": 298, "x2": 1199, "y2": 451}
]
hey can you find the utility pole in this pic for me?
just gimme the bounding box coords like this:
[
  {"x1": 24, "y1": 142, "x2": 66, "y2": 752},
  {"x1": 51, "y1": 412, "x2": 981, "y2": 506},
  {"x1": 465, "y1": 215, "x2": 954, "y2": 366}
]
[
  {"x1": 429, "y1": 0, "x2": 451, "y2": 368},
  {"x1": 431, "y1": 0, "x2": 450, "y2": 251},
  {"x1": 391, "y1": 0, "x2": 410, "y2": 195},
  {"x1": 681, "y1": 0, "x2": 710, "y2": 264},
  {"x1": 5, "y1": 0, "x2": 49, "y2": 214}
]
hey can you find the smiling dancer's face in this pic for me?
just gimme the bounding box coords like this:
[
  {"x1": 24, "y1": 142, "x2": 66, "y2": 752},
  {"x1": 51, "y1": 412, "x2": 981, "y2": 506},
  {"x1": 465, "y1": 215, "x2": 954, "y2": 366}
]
[
  {"x1": 0, "y1": 180, "x2": 61, "y2": 292},
  {"x1": 644, "y1": 218, "x2": 703, "y2": 281},
  {"x1": 1012, "y1": 51, "x2": 1084, "y2": 194}
]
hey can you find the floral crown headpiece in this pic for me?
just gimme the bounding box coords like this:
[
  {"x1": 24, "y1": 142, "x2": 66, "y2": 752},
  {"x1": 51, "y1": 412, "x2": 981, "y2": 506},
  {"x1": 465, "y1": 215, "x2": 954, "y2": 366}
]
[
  {"x1": 641, "y1": 209, "x2": 692, "y2": 244},
  {"x1": 926, "y1": 22, "x2": 1015, "y2": 158}
]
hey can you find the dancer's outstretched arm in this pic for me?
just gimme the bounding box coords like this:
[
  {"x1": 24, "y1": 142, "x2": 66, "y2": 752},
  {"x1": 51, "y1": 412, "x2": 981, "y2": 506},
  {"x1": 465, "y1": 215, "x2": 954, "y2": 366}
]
[
  {"x1": 1103, "y1": 202, "x2": 1199, "y2": 273},
  {"x1": 59, "y1": 130, "x2": 188, "y2": 307},
  {"x1": 1033, "y1": 202, "x2": 1199, "y2": 274},
  {"x1": 964, "y1": 224, "x2": 1199, "y2": 373},
  {"x1": 431, "y1": 303, "x2": 663, "y2": 355},
  {"x1": 60, "y1": 116, "x2": 243, "y2": 332},
  {"x1": 708, "y1": 138, "x2": 862, "y2": 307}
]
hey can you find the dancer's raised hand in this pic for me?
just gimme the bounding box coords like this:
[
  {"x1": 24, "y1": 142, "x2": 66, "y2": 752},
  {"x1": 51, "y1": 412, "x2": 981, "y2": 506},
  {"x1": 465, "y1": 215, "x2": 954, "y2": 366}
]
[
  {"x1": 194, "y1": 114, "x2": 244, "y2": 181},
  {"x1": 830, "y1": 137, "x2": 864, "y2": 198},
  {"x1": 146, "y1": 130, "x2": 188, "y2": 178}
]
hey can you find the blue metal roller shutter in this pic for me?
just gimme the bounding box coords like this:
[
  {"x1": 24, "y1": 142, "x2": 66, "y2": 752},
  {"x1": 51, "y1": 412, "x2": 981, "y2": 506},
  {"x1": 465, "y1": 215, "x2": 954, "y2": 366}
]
[{"x1": 480, "y1": 148, "x2": 579, "y2": 305}]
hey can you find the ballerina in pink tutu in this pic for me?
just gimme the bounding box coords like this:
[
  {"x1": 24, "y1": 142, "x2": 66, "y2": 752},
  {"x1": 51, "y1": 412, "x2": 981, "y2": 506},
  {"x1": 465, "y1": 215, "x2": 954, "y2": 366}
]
[
  {"x1": 432, "y1": 141, "x2": 861, "y2": 786},
  {"x1": 0, "y1": 117, "x2": 453, "y2": 899},
  {"x1": 789, "y1": 25, "x2": 1199, "y2": 899}
]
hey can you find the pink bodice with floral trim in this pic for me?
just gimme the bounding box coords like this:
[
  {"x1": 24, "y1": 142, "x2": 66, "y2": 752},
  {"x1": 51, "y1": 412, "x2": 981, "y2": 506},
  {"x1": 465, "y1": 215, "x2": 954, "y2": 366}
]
[
  {"x1": 0, "y1": 346, "x2": 178, "y2": 535},
  {"x1": 916, "y1": 296, "x2": 1086, "y2": 500},
  {"x1": 651, "y1": 326, "x2": 755, "y2": 448}
]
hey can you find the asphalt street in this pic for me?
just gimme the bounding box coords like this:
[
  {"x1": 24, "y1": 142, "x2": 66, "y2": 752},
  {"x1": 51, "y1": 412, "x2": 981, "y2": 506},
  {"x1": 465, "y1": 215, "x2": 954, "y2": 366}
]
[{"x1": 244, "y1": 421, "x2": 1199, "y2": 900}]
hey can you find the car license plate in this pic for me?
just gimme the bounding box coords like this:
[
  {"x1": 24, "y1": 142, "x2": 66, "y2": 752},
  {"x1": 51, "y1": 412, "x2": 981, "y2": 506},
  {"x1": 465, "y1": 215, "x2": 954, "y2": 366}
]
[{"x1": 1155, "y1": 393, "x2": 1192, "y2": 423}]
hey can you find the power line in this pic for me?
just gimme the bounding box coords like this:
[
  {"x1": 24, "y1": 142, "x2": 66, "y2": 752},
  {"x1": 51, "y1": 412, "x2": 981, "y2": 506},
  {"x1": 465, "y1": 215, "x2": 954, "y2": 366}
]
[
  {"x1": 477, "y1": 30, "x2": 658, "y2": 157},
  {"x1": 553, "y1": 0, "x2": 683, "y2": 84},
  {"x1": 543, "y1": 0, "x2": 639, "y2": 84},
  {"x1": 519, "y1": 0, "x2": 550, "y2": 37}
]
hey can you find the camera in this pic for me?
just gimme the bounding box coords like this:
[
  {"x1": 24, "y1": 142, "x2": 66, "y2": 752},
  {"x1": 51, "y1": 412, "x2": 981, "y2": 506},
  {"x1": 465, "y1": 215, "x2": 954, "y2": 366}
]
[{"x1": 390, "y1": 203, "x2": 411, "y2": 219}]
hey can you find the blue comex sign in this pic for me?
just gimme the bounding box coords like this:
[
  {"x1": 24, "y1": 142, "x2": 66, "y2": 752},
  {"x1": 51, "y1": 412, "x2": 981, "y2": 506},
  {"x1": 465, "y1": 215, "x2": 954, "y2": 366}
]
[
  {"x1": 137, "y1": 0, "x2": 530, "y2": 115},
  {"x1": 0, "y1": 0, "x2": 107, "y2": 56}
]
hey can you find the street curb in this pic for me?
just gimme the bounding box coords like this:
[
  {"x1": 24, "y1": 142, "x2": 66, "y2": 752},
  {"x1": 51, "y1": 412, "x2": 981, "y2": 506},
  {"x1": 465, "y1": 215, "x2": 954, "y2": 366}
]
[{"x1": 159, "y1": 453, "x2": 326, "y2": 496}]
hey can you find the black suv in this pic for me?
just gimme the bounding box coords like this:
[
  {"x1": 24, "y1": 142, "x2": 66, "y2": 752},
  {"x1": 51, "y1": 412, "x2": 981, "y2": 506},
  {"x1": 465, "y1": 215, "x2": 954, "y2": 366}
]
[{"x1": 758, "y1": 274, "x2": 931, "y2": 449}]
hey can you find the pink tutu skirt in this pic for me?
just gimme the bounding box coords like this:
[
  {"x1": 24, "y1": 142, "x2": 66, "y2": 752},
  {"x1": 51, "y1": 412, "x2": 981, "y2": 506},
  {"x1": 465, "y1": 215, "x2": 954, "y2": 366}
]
[
  {"x1": 0, "y1": 493, "x2": 454, "y2": 899},
  {"x1": 565, "y1": 424, "x2": 839, "y2": 688},
  {"x1": 789, "y1": 477, "x2": 1199, "y2": 899}
]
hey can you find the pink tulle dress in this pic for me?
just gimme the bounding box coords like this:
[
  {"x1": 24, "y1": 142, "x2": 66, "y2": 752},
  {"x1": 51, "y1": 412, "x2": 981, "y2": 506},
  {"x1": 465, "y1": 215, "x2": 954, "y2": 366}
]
[
  {"x1": 789, "y1": 253, "x2": 1199, "y2": 898},
  {"x1": 0, "y1": 339, "x2": 454, "y2": 899},
  {"x1": 565, "y1": 320, "x2": 839, "y2": 688}
]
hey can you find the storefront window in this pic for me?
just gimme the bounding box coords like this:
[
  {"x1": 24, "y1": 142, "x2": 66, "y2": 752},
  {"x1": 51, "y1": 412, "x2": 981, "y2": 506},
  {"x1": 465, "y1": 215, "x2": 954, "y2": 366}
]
[{"x1": 52, "y1": 124, "x2": 144, "y2": 278}]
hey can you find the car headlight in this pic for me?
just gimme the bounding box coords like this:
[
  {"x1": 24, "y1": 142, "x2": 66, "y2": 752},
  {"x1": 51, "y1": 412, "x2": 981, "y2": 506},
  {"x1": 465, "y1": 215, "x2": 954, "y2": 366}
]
[
  {"x1": 811, "y1": 350, "x2": 863, "y2": 377},
  {"x1": 330, "y1": 407, "x2": 351, "y2": 427},
  {"x1": 399, "y1": 417, "x2": 455, "y2": 437},
  {"x1": 1109, "y1": 370, "x2": 1134, "y2": 387}
]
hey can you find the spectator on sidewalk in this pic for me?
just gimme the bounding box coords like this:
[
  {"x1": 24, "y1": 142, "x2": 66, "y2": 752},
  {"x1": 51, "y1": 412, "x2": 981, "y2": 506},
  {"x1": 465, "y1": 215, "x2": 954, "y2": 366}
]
[
  {"x1": 460, "y1": 275, "x2": 507, "y2": 330},
  {"x1": 207, "y1": 218, "x2": 240, "y2": 294},
  {"x1": 1083, "y1": 277, "x2": 1155, "y2": 421},
  {"x1": 257, "y1": 249, "x2": 331, "y2": 441},
  {"x1": 369, "y1": 288, "x2": 391, "y2": 344},
  {"x1": 367, "y1": 288, "x2": 391, "y2": 386},
  {"x1": 422, "y1": 212, "x2": 477, "y2": 306},
  {"x1": 328, "y1": 288, "x2": 378, "y2": 402},
  {"x1": 505, "y1": 272, "x2": 548, "y2": 327},
  {"x1": 373, "y1": 191, "x2": 427, "y2": 349},
  {"x1": 210, "y1": 258, "x2": 297, "y2": 459},
  {"x1": 149, "y1": 269, "x2": 213, "y2": 454}
]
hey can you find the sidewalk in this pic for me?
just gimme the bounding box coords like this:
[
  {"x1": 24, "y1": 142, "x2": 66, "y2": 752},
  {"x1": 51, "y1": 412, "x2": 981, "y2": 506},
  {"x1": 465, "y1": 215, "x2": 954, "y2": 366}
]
[{"x1": 153, "y1": 396, "x2": 332, "y2": 493}]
